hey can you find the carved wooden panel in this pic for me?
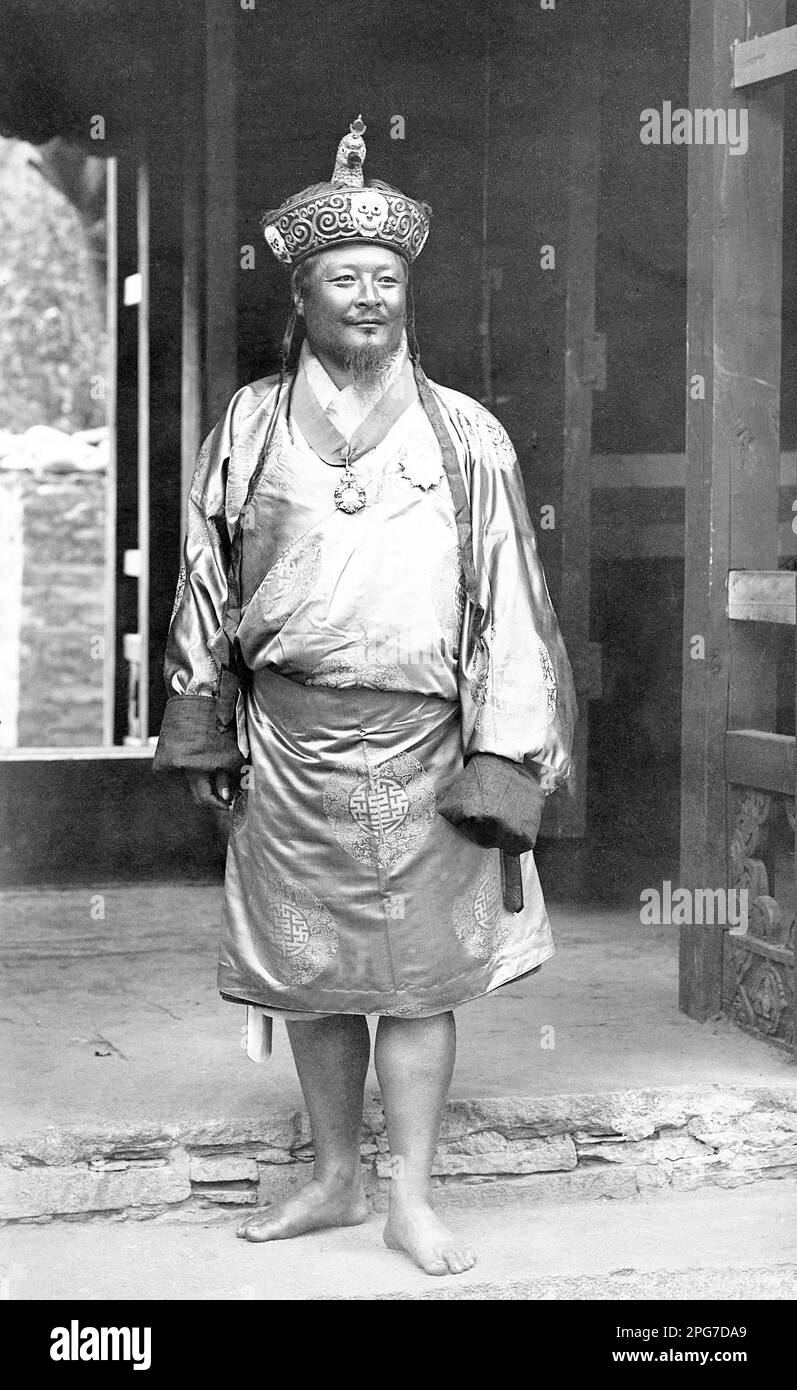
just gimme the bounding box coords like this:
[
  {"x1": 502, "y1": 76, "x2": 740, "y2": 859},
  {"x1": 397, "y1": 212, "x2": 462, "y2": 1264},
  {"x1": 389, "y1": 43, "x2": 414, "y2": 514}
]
[{"x1": 725, "y1": 788, "x2": 795, "y2": 1050}]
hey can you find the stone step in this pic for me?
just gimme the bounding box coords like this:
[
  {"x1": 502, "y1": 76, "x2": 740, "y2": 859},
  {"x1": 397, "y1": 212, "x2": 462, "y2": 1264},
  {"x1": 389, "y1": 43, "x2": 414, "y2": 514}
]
[
  {"x1": 3, "y1": 1179, "x2": 797, "y2": 1302},
  {"x1": 3, "y1": 1083, "x2": 797, "y2": 1224}
]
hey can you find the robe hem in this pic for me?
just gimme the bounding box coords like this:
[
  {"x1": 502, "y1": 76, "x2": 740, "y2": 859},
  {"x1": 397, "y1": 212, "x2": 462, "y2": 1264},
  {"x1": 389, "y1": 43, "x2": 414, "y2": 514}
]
[{"x1": 217, "y1": 944, "x2": 554, "y2": 1018}]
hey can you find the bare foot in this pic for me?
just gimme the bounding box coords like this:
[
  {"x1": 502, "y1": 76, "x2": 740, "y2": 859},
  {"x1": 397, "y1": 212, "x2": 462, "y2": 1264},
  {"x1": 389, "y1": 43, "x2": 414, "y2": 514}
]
[
  {"x1": 384, "y1": 1197, "x2": 477, "y2": 1276},
  {"x1": 236, "y1": 1178, "x2": 368, "y2": 1243}
]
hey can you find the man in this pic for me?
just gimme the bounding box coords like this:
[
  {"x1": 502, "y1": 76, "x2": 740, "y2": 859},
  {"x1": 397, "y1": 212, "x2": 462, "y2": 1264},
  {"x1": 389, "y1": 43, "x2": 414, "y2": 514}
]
[{"x1": 154, "y1": 117, "x2": 577, "y2": 1277}]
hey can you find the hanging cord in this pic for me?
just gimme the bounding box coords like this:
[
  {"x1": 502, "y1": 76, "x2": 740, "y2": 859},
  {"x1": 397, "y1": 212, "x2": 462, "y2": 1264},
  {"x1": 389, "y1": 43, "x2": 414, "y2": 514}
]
[
  {"x1": 407, "y1": 263, "x2": 478, "y2": 601},
  {"x1": 249, "y1": 264, "x2": 305, "y2": 492},
  {"x1": 406, "y1": 270, "x2": 422, "y2": 366},
  {"x1": 411, "y1": 362, "x2": 479, "y2": 610}
]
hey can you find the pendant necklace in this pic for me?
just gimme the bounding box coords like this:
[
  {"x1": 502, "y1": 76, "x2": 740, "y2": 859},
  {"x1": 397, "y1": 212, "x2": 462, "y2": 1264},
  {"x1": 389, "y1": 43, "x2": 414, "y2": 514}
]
[{"x1": 332, "y1": 444, "x2": 367, "y2": 514}]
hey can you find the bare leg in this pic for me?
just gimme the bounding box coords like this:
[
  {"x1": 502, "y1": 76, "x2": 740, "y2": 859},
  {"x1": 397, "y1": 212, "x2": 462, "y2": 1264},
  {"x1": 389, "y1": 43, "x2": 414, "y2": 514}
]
[
  {"x1": 237, "y1": 1014, "x2": 370, "y2": 1242},
  {"x1": 376, "y1": 1012, "x2": 477, "y2": 1276}
]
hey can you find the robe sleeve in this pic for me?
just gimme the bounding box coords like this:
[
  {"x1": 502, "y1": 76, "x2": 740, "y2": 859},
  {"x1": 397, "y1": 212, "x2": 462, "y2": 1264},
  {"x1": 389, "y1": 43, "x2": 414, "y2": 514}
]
[
  {"x1": 151, "y1": 420, "x2": 245, "y2": 775},
  {"x1": 455, "y1": 404, "x2": 578, "y2": 794}
]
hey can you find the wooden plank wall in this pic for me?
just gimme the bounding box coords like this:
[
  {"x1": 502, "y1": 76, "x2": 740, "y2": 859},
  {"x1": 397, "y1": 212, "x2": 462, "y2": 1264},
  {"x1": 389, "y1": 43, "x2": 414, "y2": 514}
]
[{"x1": 680, "y1": 0, "x2": 786, "y2": 1020}]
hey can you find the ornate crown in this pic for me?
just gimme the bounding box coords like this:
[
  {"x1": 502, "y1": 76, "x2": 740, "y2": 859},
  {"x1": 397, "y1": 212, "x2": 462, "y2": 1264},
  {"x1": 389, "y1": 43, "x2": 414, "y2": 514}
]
[{"x1": 261, "y1": 116, "x2": 431, "y2": 268}]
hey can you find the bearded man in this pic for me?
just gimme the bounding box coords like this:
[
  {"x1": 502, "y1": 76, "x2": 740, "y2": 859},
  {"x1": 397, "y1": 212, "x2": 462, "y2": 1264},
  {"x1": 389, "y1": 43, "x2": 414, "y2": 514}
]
[{"x1": 154, "y1": 117, "x2": 577, "y2": 1277}]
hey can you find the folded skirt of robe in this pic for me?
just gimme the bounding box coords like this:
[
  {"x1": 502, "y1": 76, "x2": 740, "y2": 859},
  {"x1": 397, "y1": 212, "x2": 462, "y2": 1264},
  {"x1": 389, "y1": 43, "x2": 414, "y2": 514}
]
[{"x1": 217, "y1": 666, "x2": 554, "y2": 1017}]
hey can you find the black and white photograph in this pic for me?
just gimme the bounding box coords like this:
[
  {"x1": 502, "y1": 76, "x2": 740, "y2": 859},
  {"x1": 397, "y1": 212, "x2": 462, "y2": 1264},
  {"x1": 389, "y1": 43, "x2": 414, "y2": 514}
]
[{"x1": 0, "y1": 0, "x2": 795, "y2": 1346}]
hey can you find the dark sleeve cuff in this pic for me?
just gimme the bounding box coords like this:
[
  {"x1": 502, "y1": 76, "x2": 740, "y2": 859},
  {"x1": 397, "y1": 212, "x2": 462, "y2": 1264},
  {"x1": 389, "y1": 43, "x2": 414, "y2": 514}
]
[
  {"x1": 151, "y1": 695, "x2": 245, "y2": 774},
  {"x1": 437, "y1": 753, "x2": 546, "y2": 853}
]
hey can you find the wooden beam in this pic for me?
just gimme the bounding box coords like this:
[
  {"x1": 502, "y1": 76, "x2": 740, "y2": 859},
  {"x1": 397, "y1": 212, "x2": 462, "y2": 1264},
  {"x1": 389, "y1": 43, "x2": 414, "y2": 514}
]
[
  {"x1": 204, "y1": 0, "x2": 238, "y2": 426},
  {"x1": 181, "y1": 14, "x2": 204, "y2": 536},
  {"x1": 102, "y1": 159, "x2": 118, "y2": 746},
  {"x1": 136, "y1": 160, "x2": 150, "y2": 746},
  {"x1": 592, "y1": 523, "x2": 797, "y2": 560},
  {"x1": 733, "y1": 23, "x2": 797, "y2": 87},
  {"x1": 727, "y1": 570, "x2": 797, "y2": 623},
  {"x1": 725, "y1": 730, "x2": 795, "y2": 793},
  {"x1": 679, "y1": 0, "x2": 786, "y2": 1023},
  {"x1": 554, "y1": 4, "x2": 602, "y2": 838},
  {"x1": 145, "y1": 141, "x2": 195, "y2": 744},
  {"x1": 590, "y1": 451, "x2": 797, "y2": 488},
  {"x1": 793, "y1": 611, "x2": 797, "y2": 1061},
  {"x1": 0, "y1": 746, "x2": 155, "y2": 762},
  {"x1": 112, "y1": 161, "x2": 139, "y2": 745}
]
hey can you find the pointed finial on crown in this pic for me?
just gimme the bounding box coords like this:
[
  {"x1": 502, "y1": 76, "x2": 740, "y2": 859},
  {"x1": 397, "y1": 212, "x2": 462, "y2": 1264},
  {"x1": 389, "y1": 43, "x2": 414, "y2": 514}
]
[{"x1": 331, "y1": 115, "x2": 367, "y2": 188}]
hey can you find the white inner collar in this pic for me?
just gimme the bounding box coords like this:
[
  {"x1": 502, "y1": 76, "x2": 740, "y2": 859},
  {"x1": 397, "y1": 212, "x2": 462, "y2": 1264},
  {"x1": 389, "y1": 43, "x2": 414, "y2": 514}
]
[{"x1": 299, "y1": 335, "x2": 409, "y2": 442}]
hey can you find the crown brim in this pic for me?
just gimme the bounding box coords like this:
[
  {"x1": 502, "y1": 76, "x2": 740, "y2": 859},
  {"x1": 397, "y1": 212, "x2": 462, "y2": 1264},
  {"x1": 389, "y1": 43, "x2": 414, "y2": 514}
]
[{"x1": 262, "y1": 185, "x2": 431, "y2": 268}]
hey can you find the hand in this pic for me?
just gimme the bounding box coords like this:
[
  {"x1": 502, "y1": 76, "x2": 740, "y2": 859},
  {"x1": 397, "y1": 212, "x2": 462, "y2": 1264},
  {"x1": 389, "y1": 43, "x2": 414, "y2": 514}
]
[{"x1": 185, "y1": 768, "x2": 237, "y2": 811}]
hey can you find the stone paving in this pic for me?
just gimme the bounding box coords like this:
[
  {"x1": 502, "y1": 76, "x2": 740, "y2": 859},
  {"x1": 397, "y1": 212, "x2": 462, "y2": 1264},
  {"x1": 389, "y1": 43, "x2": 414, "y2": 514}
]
[
  {"x1": 3, "y1": 1180, "x2": 796, "y2": 1301},
  {"x1": 2, "y1": 883, "x2": 796, "y2": 1222}
]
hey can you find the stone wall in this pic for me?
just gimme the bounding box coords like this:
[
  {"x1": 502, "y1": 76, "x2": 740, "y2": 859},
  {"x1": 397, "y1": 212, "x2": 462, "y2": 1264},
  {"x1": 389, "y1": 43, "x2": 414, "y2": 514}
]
[
  {"x1": 3, "y1": 1087, "x2": 797, "y2": 1223},
  {"x1": 0, "y1": 467, "x2": 106, "y2": 747},
  {"x1": 0, "y1": 137, "x2": 105, "y2": 436}
]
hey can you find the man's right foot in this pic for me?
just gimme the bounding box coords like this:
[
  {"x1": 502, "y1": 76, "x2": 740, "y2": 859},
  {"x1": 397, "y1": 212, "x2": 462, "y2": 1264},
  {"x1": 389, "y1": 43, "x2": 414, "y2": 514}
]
[{"x1": 236, "y1": 1178, "x2": 369, "y2": 1242}]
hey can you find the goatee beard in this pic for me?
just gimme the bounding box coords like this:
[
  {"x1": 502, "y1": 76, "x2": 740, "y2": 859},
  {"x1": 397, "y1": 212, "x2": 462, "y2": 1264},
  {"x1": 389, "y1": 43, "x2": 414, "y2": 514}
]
[{"x1": 341, "y1": 342, "x2": 400, "y2": 400}]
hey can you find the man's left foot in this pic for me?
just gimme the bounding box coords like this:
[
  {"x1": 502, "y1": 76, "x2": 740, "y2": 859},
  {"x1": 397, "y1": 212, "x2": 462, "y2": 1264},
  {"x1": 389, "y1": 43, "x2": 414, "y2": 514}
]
[{"x1": 383, "y1": 1197, "x2": 477, "y2": 1276}]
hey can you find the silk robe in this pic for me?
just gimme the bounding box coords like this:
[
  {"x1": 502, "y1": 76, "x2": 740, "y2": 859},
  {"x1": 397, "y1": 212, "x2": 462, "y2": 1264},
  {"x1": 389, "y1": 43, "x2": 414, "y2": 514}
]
[{"x1": 154, "y1": 353, "x2": 577, "y2": 1018}]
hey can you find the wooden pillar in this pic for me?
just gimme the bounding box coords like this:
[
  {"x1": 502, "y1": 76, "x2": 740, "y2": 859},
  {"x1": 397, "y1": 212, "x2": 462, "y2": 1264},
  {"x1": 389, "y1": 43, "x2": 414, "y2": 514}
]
[
  {"x1": 112, "y1": 159, "x2": 140, "y2": 746},
  {"x1": 136, "y1": 160, "x2": 151, "y2": 744},
  {"x1": 102, "y1": 159, "x2": 118, "y2": 746},
  {"x1": 679, "y1": 0, "x2": 785, "y2": 1019},
  {"x1": 553, "y1": 7, "x2": 602, "y2": 838},
  {"x1": 144, "y1": 139, "x2": 191, "y2": 738},
  {"x1": 204, "y1": 0, "x2": 238, "y2": 426},
  {"x1": 181, "y1": 13, "x2": 204, "y2": 526}
]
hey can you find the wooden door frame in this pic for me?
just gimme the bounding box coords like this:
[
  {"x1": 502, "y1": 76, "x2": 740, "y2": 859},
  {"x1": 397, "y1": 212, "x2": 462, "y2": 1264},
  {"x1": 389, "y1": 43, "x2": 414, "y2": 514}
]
[{"x1": 679, "y1": 0, "x2": 790, "y2": 1027}]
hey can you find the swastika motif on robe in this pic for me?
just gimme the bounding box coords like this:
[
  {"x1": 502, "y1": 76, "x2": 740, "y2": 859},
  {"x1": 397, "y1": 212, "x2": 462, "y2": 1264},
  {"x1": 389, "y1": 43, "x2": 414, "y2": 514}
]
[
  {"x1": 350, "y1": 776, "x2": 409, "y2": 832},
  {"x1": 275, "y1": 903, "x2": 310, "y2": 955},
  {"x1": 537, "y1": 637, "x2": 557, "y2": 722},
  {"x1": 253, "y1": 870, "x2": 339, "y2": 987},
  {"x1": 251, "y1": 537, "x2": 322, "y2": 632},
  {"x1": 324, "y1": 753, "x2": 436, "y2": 869},
  {"x1": 453, "y1": 852, "x2": 513, "y2": 958}
]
